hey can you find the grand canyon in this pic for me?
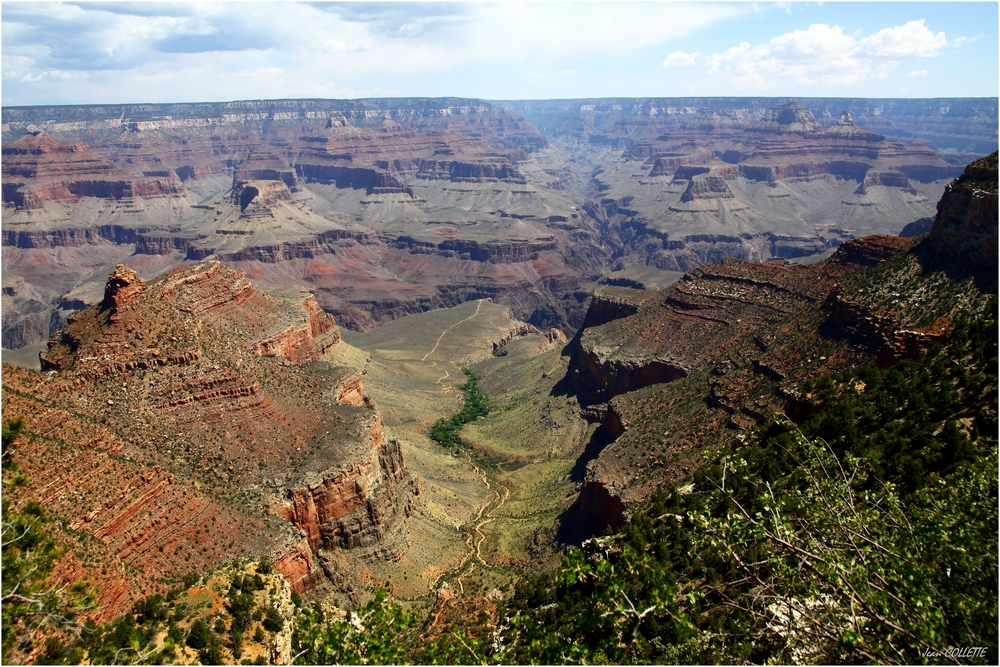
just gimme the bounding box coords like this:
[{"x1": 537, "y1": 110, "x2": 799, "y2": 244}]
[{"x1": 2, "y1": 95, "x2": 997, "y2": 665}]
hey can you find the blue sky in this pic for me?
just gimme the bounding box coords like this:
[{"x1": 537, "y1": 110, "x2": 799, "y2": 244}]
[{"x1": 2, "y1": 1, "x2": 996, "y2": 106}]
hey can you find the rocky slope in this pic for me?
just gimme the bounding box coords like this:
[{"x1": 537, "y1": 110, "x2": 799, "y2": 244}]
[
  {"x1": 4, "y1": 96, "x2": 995, "y2": 354},
  {"x1": 1, "y1": 261, "x2": 419, "y2": 609},
  {"x1": 558, "y1": 154, "x2": 997, "y2": 535},
  {"x1": 2, "y1": 99, "x2": 605, "y2": 350}
]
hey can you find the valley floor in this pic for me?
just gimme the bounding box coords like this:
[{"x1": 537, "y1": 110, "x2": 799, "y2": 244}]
[{"x1": 327, "y1": 300, "x2": 588, "y2": 607}]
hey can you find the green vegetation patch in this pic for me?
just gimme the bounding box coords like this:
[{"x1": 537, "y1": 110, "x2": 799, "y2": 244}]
[
  {"x1": 493, "y1": 312, "x2": 998, "y2": 665},
  {"x1": 430, "y1": 369, "x2": 489, "y2": 449}
]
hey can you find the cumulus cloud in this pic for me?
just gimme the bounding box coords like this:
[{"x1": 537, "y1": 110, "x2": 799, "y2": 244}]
[
  {"x1": 703, "y1": 20, "x2": 955, "y2": 90},
  {"x1": 858, "y1": 20, "x2": 947, "y2": 58},
  {"x1": 662, "y1": 51, "x2": 700, "y2": 68}
]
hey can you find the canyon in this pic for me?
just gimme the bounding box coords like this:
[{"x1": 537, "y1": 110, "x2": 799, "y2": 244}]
[
  {"x1": 1, "y1": 97, "x2": 997, "y2": 660},
  {"x1": 557, "y1": 153, "x2": 997, "y2": 532},
  {"x1": 3, "y1": 96, "x2": 995, "y2": 355},
  {"x1": 2, "y1": 260, "x2": 420, "y2": 614}
]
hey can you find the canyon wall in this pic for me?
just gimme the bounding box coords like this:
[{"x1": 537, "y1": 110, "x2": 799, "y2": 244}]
[
  {"x1": 3, "y1": 97, "x2": 995, "y2": 354},
  {"x1": 2, "y1": 261, "x2": 420, "y2": 602}
]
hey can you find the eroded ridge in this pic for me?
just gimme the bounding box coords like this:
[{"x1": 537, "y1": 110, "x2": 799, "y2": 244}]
[{"x1": 3, "y1": 260, "x2": 419, "y2": 610}]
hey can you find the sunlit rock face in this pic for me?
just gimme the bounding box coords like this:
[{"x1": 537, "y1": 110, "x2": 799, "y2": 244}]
[{"x1": 6, "y1": 260, "x2": 417, "y2": 605}]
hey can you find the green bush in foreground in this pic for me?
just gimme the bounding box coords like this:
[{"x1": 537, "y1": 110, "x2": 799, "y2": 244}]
[
  {"x1": 291, "y1": 590, "x2": 415, "y2": 665},
  {"x1": 498, "y1": 314, "x2": 998, "y2": 665}
]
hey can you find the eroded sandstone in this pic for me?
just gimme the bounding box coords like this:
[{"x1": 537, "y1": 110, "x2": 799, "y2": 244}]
[{"x1": 4, "y1": 260, "x2": 418, "y2": 603}]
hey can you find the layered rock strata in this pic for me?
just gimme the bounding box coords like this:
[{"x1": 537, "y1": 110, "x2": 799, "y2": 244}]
[
  {"x1": 3, "y1": 97, "x2": 993, "y2": 353},
  {"x1": 3, "y1": 261, "x2": 418, "y2": 602},
  {"x1": 517, "y1": 98, "x2": 989, "y2": 276},
  {"x1": 562, "y1": 161, "x2": 996, "y2": 533},
  {"x1": 2, "y1": 100, "x2": 603, "y2": 350},
  {"x1": 272, "y1": 412, "x2": 418, "y2": 552},
  {"x1": 1, "y1": 128, "x2": 182, "y2": 209}
]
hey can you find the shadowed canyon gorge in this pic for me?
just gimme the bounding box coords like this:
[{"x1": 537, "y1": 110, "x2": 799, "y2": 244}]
[{"x1": 2, "y1": 97, "x2": 997, "y2": 664}]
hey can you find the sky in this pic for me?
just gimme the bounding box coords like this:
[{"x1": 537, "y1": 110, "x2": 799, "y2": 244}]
[{"x1": 2, "y1": 1, "x2": 997, "y2": 106}]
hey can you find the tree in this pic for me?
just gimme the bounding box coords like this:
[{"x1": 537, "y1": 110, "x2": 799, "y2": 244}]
[
  {"x1": 291, "y1": 590, "x2": 414, "y2": 665},
  {"x1": 2, "y1": 418, "x2": 24, "y2": 470},
  {"x1": 2, "y1": 418, "x2": 97, "y2": 664},
  {"x1": 691, "y1": 417, "x2": 998, "y2": 664}
]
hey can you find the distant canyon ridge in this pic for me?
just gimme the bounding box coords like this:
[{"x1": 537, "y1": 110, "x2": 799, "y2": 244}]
[{"x1": 3, "y1": 96, "x2": 997, "y2": 351}]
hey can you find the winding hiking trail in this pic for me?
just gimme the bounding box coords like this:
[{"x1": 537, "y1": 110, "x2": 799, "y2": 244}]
[
  {"x1": 427, "y1": 452, "x2": 509, "y2": 594},
  {"x1": 416, "y1": 298, "x2": 513, "y2": 600},
  {"x1": 422, "y1": 299, "x2": 484, "y2": 362},
  {"x1": 472, "y1": 463, "x2": 510, "y2": 566},
  {"x1": 425, "y1": 453, "x2": 512, "y2": 636}
]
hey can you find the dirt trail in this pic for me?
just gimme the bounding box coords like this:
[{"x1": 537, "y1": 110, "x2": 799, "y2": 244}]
[
  {"x1": 422, "y1": 299, "x2": 484, "y2": 361},
  {"x1": 471, "y1": 462, "x2": 510, "y2": 566},
  {"x1": 420, "y1": 298, "x2": 510, "y2": 595},
  {"x1": 427, "y1": 451, "x2": 509, "y2": 594}
]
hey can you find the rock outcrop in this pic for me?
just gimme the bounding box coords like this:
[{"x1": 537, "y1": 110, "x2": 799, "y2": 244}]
[
  {"x1": 929, "y1": 152, "x2": 998, "y2": 273},
  {"x1": 103, "y1": 264, "x2": 146, "y2": 312},
  {"x1": 4, "y1": 260, "x2": 418, "y2": 603},
  {"x1": 254, "y1": 295, "x2": 341, "y2": 364},
  {"x1": 272, "y1": 413, "x2": 416, "y2": 552}
]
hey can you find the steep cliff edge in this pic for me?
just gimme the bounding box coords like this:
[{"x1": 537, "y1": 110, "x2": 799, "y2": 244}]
[
  {"x1": 3, "y1": 261, "x2": 418, "y2": 602},
  {"x1": 929, "y1": 152, "x2": 998, "y2": 276},
  {"x1": 272, "y1": 412, "x2": 418, "y2": 553},
  {"x1": 560, "y1": 156, "x2": 997, "y2": 534}
]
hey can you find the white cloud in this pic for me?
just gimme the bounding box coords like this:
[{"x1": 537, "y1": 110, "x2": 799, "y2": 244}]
[
  {"x1": 907, "y1": 70, "x2": 929, "y2": 78},
  {"x1": 858, "y1": 20, "x2": 946, "y2": 58},
  {"x1": 2, "y1": 1, "x2": 744, "y2": 104},
  {"x1": 704, "y1": 20, "x2": 956, "y2": 91},
  {"x1": 662, "y1": 51, "x2": 700, "y2": 68}
]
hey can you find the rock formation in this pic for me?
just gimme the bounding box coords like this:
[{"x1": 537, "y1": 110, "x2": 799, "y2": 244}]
[
  {"x1": 560, "y1": 157, "x2": 997, "y2": 534},
  {"x1": 102, "y1": 264, "x2": 146, "y2": 312},
  {"x1": 1, "y1": 128, "x2": 183, "y2": 209},
  {"x1": 510, "y1": 98, "x2": 989, "y2": 275},
  {"x1": 3, "y1": 260, "x2": 419, "y2": 604},
  {"x1": 4, "y1": 97, "x2": 994, "y2": 352},
  {"x1": 2, "y1": 98, "x2": 606, "y2": 351},
  {"x1": 272, "y1": 413, "x2": 417, "y2": 552},
  {"x1": 929, "y1": 152, "x2": 998, "y2": 273}
]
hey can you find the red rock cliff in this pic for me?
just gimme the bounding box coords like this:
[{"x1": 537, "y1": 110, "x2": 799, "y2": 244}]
[{"x1": 273, "y1": 413, "x2": 415, "y2": 552}]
